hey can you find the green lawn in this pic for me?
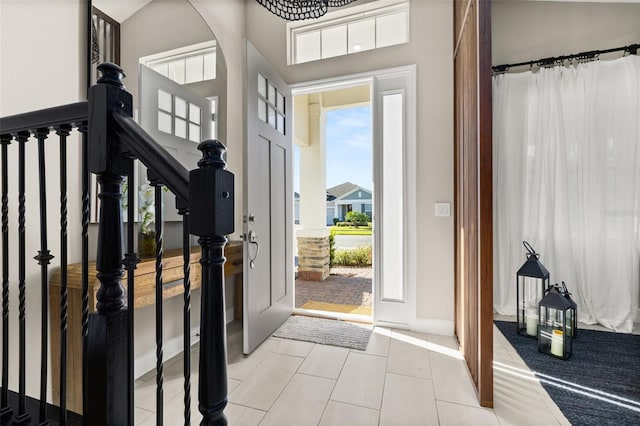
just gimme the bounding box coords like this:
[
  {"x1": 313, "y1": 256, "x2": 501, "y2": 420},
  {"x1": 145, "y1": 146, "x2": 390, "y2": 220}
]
[{"x1": 329, "y1": 226, "x2": 373, "y2": 236}]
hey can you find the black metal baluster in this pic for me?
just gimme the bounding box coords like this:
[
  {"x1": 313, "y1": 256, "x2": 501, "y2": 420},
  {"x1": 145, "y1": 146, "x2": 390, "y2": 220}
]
[
  {"x1": 13, "y1": 131, "x2": 30, "y2": 426},
  {"x1": 35, "y1": 128, "x2": 54, "y2": 426},
  {"x1": 78, "y1": 124, "x2": 89, "y2": 426},
  {"x1": 0, "y1": 134, "x2": 12, "y2": 422},
  {"x1": 57, "y1": 125, "x2": 71, "y2": 426},
  {"x1": 123, "y1": 159, "x2": 139, "y2": 426},
  {"x1": 190, "y1": 141, "x2": 234, "y2": 426},
  {"x1": 153, "y1": 183, "x2": 164, "y2": 426},
  {"x1": 179, "y1": 209, "x2": 191, "y2": 426}
]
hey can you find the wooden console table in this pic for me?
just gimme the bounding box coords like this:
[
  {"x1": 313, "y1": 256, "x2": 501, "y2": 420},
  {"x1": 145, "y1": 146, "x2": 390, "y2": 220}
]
[{"x1": 49, "y1": 241, "x2": 242, "y2": 414}]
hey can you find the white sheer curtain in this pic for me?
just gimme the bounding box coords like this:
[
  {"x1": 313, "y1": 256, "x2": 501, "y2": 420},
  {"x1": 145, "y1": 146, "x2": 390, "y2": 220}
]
[{"x1": 493, "y1": 55, "x2": 640, "y2": 333}]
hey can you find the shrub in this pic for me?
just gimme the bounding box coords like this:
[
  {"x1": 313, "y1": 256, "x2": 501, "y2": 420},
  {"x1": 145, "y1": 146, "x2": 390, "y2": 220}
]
[
  {"x1": 333, "y1": 246, "x2": 372, "y2": 266},
  {"x1": 332, "y1": 217, "x2": 340, "y2": 225},
  {"x1": 345, "y1": 211, "x2": 370, "y2": 227},
  {"x1": 328, "y1": 230, "x2": 336, "y2": 266}
]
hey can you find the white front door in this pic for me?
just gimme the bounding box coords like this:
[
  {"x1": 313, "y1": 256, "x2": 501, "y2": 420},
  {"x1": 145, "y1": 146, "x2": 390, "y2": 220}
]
[
  {"x1": 243, "y1": 41, "x2": 293, "y2": 354},
  {"x1": 372, "y1": 66, "x2": 417, "y2": 327},
  {"x1": 139, "y1": 64, "x2": 212, "y2": 220}
]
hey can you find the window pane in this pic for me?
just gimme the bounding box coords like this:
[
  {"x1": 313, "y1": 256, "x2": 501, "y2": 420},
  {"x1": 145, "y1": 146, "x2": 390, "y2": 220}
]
[
  {"x1": 277, "y1": 113, "x2": 285, "y2": 133},
  {"x1": 258, "y1": 99, "x2": 267, "y2": 122},
  {"x1": 258, "y1": 74, "x2": 267, "y2": 97},
  {"x1": 168, "y1": 59, "x2": 185, "y2": 84},
  {"x1": 174, "y1": 97, "x2": 187, "y2": 118},
  {"x1": 203, "y1": 52, "x2": 216, "y2": 80},
  {"x1": 277, "y1": 92, "x2": 285, "y2": 114},
  {"x1": 348, "y1": 19, "x2": 375, "y2": 53},
  {"x1": 189, "y1": 104, "x2": 201, "y2": 124},
  {"x1": 151, "y1": 63, "x2": 169, "y2": 77},
  {"x1": 185, "y1": 55, "x2": 204, "y2": 84},
  {"x1": 158, "y1": 111, "x2": 172, "y2": 134},
  {"x1": 268, "y1": 83, "x2": 276, "y2": 105},
  {"x1": 381, "y1": 92, "x2": 404, "y2": 301},
  {"x1": 189, "y1": 123, "x2": 200, "y2": 143},
  {"x1": 175, "y1": 117, "x2": 187, "y2": 138},
  {"x1": 295, "y1": 31, "x2": 321, "y2": 64},
  {"x1": 268, "y1": 106, "x2": 276, "y2": 128},
  {"x1": 376, "y1": 11, "x2": 407, "y2": 48},
  {"x1": 321, "y1": 25, "x2": 347, "y2": 59},
  {"x1": 158, "y1": 90, "x2": 171, "y2": 112}
]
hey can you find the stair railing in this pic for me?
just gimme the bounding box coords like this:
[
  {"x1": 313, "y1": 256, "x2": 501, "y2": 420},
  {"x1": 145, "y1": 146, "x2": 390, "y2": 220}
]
[{"x1": 0, "y1": 62, "x2": 233, "y2": 425}]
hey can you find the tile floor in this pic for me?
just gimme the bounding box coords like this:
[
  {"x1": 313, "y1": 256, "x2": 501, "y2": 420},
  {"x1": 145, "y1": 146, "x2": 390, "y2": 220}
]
[{"x1": 134, "y1": 318, "x2": 571, "y2": 425}]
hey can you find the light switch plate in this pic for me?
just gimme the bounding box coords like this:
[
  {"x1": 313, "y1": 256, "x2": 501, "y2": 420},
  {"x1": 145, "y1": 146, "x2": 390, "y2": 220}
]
[{"x1": 435, "y1": 202, "x2": 451, "y2": 217}]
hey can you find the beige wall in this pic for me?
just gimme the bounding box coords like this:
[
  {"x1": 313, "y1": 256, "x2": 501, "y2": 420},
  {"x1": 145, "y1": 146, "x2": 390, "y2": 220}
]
[
  {"x1": 0, "y1": 0, "x2": 86, "y2": 401},
  {"x1": 245, "y1": 0, "x2": 455, "y2": 329},
  {"x1": 493, "y1": 1, "x2": 640, "y2": 66}
]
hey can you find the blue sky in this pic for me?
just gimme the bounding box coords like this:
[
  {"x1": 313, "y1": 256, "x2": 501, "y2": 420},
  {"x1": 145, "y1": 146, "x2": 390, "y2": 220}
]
[{"x1": 294, "y1": 105, "x2": 372, "y2": 193}]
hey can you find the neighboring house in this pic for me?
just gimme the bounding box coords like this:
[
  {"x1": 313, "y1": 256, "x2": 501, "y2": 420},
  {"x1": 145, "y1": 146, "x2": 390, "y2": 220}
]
[{"x1": 326, "y1": 182, "x2": 372, "y2": 224}]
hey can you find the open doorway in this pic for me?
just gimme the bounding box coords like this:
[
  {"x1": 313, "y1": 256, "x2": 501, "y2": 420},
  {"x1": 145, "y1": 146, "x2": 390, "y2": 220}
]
[{"x1": 293, "y1": 85, "x2": 374, "y2": 322}]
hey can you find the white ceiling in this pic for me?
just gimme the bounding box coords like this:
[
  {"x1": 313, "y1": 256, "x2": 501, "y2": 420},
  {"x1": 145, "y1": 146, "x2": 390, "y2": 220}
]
[{"x1": 93, "y1": 0, "x2": 153, "y2": 23}]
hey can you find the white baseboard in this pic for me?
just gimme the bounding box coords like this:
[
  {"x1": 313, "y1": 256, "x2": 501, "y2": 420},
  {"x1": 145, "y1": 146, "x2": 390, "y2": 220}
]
[{"x1": 411, "y1": 318, "x2": 454, "y2": 336}]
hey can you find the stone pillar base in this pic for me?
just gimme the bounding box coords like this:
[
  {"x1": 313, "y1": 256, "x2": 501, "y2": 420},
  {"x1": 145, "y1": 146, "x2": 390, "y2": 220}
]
[{"x1": 297, "y1": 235, "x2": 330, "y2": 281}]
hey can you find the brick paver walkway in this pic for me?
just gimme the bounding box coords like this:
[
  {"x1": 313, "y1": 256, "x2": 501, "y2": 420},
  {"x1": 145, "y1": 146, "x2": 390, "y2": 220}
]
[{"x1": 295, "y1": 267, "x2": 372, "y2": 310}]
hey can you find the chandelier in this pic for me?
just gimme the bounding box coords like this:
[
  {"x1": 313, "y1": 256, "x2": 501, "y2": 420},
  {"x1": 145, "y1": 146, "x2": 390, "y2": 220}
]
[{"x1": 256, "y1": 0, "x2": 358, "y2": 21}]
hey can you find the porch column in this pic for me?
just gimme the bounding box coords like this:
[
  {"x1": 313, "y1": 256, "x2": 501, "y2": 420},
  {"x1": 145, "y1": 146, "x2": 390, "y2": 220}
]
[{"x1": 296, "y1": 101, "x2": 330, "y2": 281}]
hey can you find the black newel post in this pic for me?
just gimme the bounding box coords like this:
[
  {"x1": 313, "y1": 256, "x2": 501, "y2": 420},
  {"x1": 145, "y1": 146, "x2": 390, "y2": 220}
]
[
  {"x1": 86, "y1": 63, "x2": 132, "y2": 425},
  {"x1": 189, "y1": 140, "x2": 234, "y2": 426}
]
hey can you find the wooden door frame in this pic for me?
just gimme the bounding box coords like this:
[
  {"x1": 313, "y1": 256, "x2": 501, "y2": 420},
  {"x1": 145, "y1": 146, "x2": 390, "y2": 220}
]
[{"x1": 453, "y1": 0, "x2": 493, "y2": 408}]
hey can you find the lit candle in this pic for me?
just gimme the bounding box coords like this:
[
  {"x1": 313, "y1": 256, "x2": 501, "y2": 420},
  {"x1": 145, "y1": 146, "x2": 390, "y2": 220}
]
[
  {"x1": 550, "y1": 329, "x2": 564, "y2": 357},
  {"x1": 525, "y1": 307, "x2": 538, "y2": 336}
]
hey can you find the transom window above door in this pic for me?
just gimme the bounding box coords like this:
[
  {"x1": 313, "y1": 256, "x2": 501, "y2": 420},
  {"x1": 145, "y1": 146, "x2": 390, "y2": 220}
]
[
  {"x1": 140, "y1": 40, "x2": 217, "y2": 85},
  {"x1": 287, "y1": 1, "x2": 409, "y2": 65}
]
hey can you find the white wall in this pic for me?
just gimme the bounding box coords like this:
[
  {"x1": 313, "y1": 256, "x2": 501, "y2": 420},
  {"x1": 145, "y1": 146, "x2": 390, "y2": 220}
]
[
  {"x1": 0, "y1": 0, "x2": 86, "y2": 401},
  {"x1": 493, "y1": 1, "x2": 640, "y2": 66},
  {"x1": 245, "y1": 0, "x2": 455, "y2": 331}
]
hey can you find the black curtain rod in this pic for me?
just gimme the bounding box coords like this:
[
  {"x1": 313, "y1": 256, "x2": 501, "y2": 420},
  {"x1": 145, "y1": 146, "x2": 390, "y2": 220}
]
[{"x1": 492, "y1": 43, "x2": 639, "y2": 73}]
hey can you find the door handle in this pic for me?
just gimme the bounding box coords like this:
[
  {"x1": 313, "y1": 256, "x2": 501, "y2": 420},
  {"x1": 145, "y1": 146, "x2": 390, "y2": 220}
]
[{"x1": 248, "y1": 229, "x2": 260, "y2": 269}]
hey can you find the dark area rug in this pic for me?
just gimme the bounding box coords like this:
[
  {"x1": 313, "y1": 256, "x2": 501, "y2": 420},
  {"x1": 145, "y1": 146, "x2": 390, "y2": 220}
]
[
  {"x1": 274, "y1": 315, "x2": 372, "y2": 350},
  {"x1": 495, "y1": 320, "x2": 640, "y2": 426}
]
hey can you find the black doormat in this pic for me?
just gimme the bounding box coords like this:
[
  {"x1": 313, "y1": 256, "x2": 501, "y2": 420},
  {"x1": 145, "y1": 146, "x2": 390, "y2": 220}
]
[{"x1": 495, "y1": 320, "x2": 640, "y2": 426}]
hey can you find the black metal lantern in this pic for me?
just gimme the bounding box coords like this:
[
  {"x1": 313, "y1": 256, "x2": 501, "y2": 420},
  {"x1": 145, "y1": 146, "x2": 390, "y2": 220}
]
[
  {"x1": 560, "y1": 281, "x2": 578, "y2": 338},
  {"x1": 538, "y1": 285, "x2": 575, "y2": 360},
  {"x1": 516, "y1": 241, "x2": 550, "y2": 337}
]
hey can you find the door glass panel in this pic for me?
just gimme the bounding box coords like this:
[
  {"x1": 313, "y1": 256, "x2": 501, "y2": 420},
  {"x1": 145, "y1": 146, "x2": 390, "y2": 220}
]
[
  {"x1": 277, "y1": 92, "x2": 285, "y2": 114},
  {"x1": 258, "y1": 74, "x2": 267, "y2": 97},
  {"x1": 277, "y1": 113, "x2": 285, "y2": 133},
  {"x1": 158, "y1": 111, "x2": 172, "y2": 134},
  {"x1": 258, "y1": 99, "x2": 267, "y2": 122},
  {"x1": 189, "y1": 104, "x2": 201, "y2": 125},
  {"x1": 175, "y1": 97, "x2": 187, "y2": 118},
  {"x1": 268, "y1": 106, "x2": 277, "y2": 128},
  {"x1": 267, "y1": 83, "x2": 276, "y2": 105},
  {"x1": 189, "y1": 123, "x2": 200, "y2": 143},
  {"x1": 175, "y1": 117, "x2": 187, "y2": 138},
  {"x1": 158, "y1": 90, "x2": 172, "y2": 112},
  {"x1": 381, "y1": 92, "x2": 404, "y2": 301}
]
